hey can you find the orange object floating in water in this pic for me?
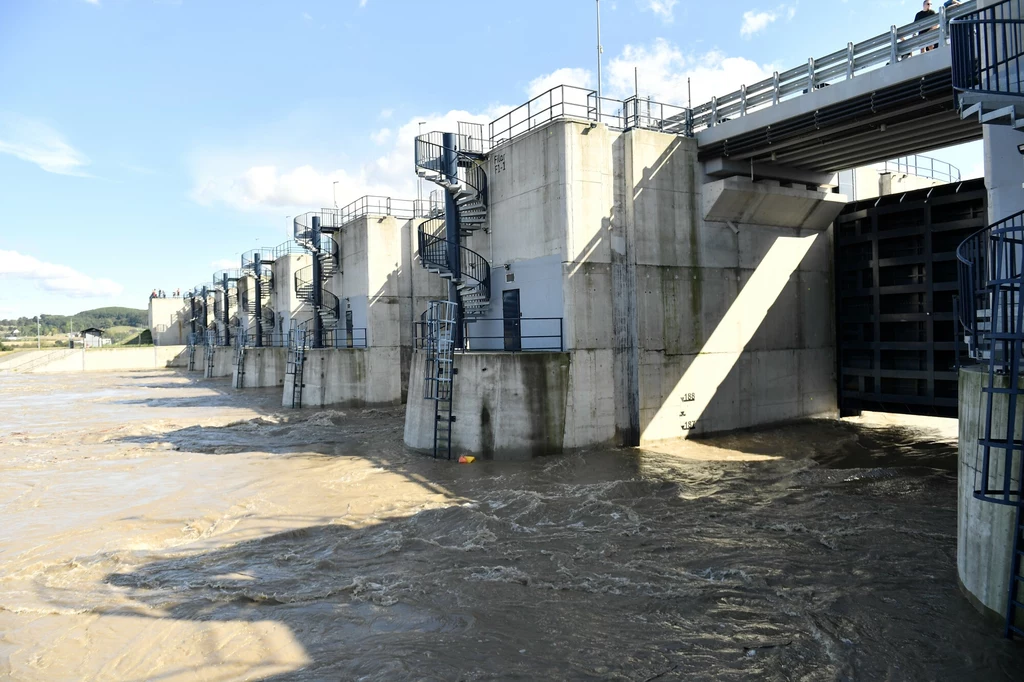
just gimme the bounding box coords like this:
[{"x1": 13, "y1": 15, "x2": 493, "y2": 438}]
[{"x1": 458, "y1": 456, "x2": 476, "y2": 464}]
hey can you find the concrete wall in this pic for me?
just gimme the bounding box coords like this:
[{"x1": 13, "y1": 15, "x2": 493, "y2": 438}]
[
  {"x1": 203, "y1": 346, "x2": 234, "y2": 378},
  {"x1": 957, "y1": 366, "x2": 1022, "y2": 629},
  {"x1": 29, "y1": 346, "x2": 187, "y2": 373},
  {"x1": 272, "y1": 253, "x2": 312, "y2": 337},
  {"x1": 148, "y1": 298, "x2": 189, "y2": 346},
  {"x1": 985, "y1": 124, "x2": 1024, "y2": 224},
  {"x1": 235, "y1": 347, "x2": 287, "y2": 389},
  {"x1": 405, "y1": 350, "x2": 571, "y2": 458},
  {"x1": 636, "y1": 128, "x2": 841, "y2": 442},
  {"x1": 285, "y1": 347, "x2": 402, "y2": 408}
]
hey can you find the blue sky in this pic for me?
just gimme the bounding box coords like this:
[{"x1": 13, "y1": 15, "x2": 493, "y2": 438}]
[{"x1": 0, "y1": 0, "x2": 981, "y2": 318}]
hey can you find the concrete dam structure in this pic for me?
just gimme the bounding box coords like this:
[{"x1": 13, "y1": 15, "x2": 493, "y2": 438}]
[{"x1": 140, "y1": 0, "x2": 1024, "y2": 640}]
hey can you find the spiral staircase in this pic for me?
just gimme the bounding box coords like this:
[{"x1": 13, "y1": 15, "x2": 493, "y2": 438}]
[
  {"x1": 414, "y1": 125, "x2": 492, "y2": 318},
  {"x1": 952, "y1": 0, "x2": 1024, "y2": 640},
  {"x1": 241, "y1": 250, "x2": 274, "y2": 347},
  {"x1": 294, "y1": 211, "x2": 342, "y2": 347},
  {"x1": 212, "y1": 269, "x2": 240, "y2": 346},
  {"x1": 185, "y1": 286, "x2": 209, "y2": 371}
]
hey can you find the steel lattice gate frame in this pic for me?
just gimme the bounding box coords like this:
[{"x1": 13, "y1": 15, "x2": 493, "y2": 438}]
[{"x1": 835, "y1": 179, "x2": 987, "y2": 417}]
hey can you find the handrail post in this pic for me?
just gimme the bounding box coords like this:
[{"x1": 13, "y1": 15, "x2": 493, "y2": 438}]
[
  {"x1": 846, "y1": 42, "x2": 855, "y2": 79},
  {"x1": 710, "y1": 96, "x2": 718, "y2": 126},
  {"x1": 807, "y1": 57, "x2": 816, "y2": 91},
  {"x1": 890, "y1": 25, "x2": 899, "y2": 63},
  {"x1": 772, "y1": 71, "x2": 780, "y2": 105},
  {"x1": 939, "y1": 5, "x2": 948, "y2": 43},
  {"x1": 740, "y1": 84, "x2": 747, "y2": 116}
]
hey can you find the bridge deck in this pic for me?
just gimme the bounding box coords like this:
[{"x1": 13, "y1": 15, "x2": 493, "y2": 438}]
[{"x1": 697, "y1": 48, "x2": 982, "y2": 173}]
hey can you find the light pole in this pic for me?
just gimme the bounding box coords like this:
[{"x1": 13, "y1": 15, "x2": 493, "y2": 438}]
[
  {"x1": 417, "y1": 121, "x2": 427, "y2": 210},
  {"x1": 596, "y1": 0, "x2": 603, "y2": 121},
  {"x1": 332, "y1": 181, "x2": 339, "y2": 209}
]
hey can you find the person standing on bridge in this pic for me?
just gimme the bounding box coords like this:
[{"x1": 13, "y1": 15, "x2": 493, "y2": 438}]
[{"x1": 914, "y1": 1, "x2": 940, "y2": 54}]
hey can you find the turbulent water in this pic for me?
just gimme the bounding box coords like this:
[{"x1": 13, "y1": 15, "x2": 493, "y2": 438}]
[{"x1": 0, "y1": 371, "x2": 1021, "y2": 681}]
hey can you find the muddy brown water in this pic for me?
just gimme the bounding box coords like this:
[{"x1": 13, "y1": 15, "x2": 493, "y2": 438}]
[{"x1": 0, "y1": 370, "x2": 1022, "y2": 681}]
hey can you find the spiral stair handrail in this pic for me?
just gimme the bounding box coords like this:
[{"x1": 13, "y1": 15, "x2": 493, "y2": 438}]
[
  {"x1": 417, "y1": 218, "x2": 491, "y2": 301},
  {"x1": 295, "y1": 265, "x2": 341, "y2": 319},
  {"x1": 951, "y1": 0, "x2": 1024, "y2": 98},
  {"x1": 957, "y1": 210, "x2": 1024, "y2": 357},
  {"x1": 415, "y1": 132, "x2": 488, "y2": 201}
]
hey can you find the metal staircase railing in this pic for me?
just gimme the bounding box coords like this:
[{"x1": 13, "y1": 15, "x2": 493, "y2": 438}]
[
  {"x1": 203, "y1": 329, "x2": 217, "y2": 376},
  {"x1": 233, "y1": 328, "x2": 248, "y2": 389},
  {"x1": 295, "y1": 264, "x2": 341, "y2": 333},
  {"x1": 10, "y1": 348, "x2": 78, "y2": 373},
  {"x1": 951, "y1": 0, "x2": 1024, "y2": 129},
  {"x1": 414, "y1": 128, "x2": 492, "y2": 319},
  {"x1": 417, "y1": 219, "x2": 491, "y2": 316},
  {"x1": 422, "y1": 301, "x2": 458, "y2": 459},
  {"x1": 956, "y1": 209, "x2": 1024, "y2": 640},
  {"x1": 285, "y1": 325, "x2": 308, "y2": 408}
]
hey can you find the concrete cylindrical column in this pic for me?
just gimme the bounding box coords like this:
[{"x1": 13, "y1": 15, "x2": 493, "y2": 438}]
[{"x1": 958, "y1": 366, "x2": 1023, "y2": 629}]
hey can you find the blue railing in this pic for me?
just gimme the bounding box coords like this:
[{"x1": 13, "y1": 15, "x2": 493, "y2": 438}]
[
  {"x1": 951, "y1": 0, "x2": 1024, "y2": 97},
  {"x1": 413, "y1": 316, "x2": 564, "y2": 352}
]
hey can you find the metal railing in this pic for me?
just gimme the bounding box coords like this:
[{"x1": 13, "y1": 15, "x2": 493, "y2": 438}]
[
  {"x1": 957, "y1": 209, "x2": 1024, "y2": 358},
  {"x1": 272, "y1": 239, "x2": 306, "y2": 259},
  {"x1": 690, "y1": 2, "x2": 977, "y2": 131},
  {"x1": 878, "y1": 154, "x2": 962, "y2": 182},
  {"x1": 241, "y1": 250, "x2": 274, "y2": 273},
  {"x1": 212, "y1": 269, "x2": 241, "y2": 289},
  {"x1": 237, "y1": 331, "x2": 293, "y2": 348},
  {"x1": 323, "y1": 327, "x2": 368, "y2": 349},
  {"x1": 293, "y1": 195, "x2": 441, "y2": 245},
  {"x1": 623, "y1": 96, "x2": 692, "y2": 136},
  {"x1": 485, "y1": 3, "x2": 977, "y2": 147},
  {"x1": 489, "y1": 85, "x2": 625, "y2": 147},
  {"x1": 415, "y1": 132, "x2": 489, "y2": 198},
  {"x1": 413, "y1": 316, "x2": 564, "y2": 352},
  {"x1": 418, "y1": 226, "x2": 491, "y2": 301},
  {"x1": 951, "y1": 0, "x2": 1024, "y2": 97}
]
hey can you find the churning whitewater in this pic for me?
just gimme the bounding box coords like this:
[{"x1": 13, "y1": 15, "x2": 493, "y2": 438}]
[{"x1": 0, "y1": 370, "x2": 1021, "y2": 680}]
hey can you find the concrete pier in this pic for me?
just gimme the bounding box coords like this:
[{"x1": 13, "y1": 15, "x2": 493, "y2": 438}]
[
  {"x1": 406, "y1": 118, "x2": 843, "y2": 457},
  {"x1": 958, "y1": 366, "x2": 1024, "y2": 629}
]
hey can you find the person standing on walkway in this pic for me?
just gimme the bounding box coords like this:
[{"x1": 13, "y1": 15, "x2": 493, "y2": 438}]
[{"x1": 915, "y1": 1, "x2": 939, "y2": 53}]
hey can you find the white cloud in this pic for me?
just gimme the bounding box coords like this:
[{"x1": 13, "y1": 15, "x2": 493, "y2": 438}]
[
  {"x1": 0, "y1": 250, "x2": 122, "y2": 297},
  {"x1": 359, "y1": 0, "x2": 367, "y2": 6},
  {"x1": 607, "y1": 39, "x2": 775, "y2": 106},
  {"x1": 527, "y1": 67, "x2": 594, "y2": 98},
  {"x1": 379, "y1": 108, "x2": 394, "y2": 120},
  {"x1": 644, "y1": 0, "x2": 679, "y2": 22},
  {"x1": 740, "y1": 10, "x2": 777, "y2": 38},
  {"x1": 190, "y1": 43, "x2": 779, "y2": 214},
  {"x1": 189, "y1": 107, "x2": 504, "y2": 212},
  {"x1": 0, "y1": 115, "x2": 90, "y2": 176},
  {"x1": 301, "y1": 12, "x2": 312, "y2": 20},
  {"x1": 84, "y1": 0, "x2": 99, "y2": 4}
]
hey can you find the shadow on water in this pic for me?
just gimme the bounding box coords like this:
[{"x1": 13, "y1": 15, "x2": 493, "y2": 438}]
[{"x1": 46, "y1": 371, "x2": 1017, "y2": 680}]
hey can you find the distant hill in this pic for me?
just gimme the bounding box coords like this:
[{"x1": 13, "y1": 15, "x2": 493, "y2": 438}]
[{"x1": 0, "y1": 307, "x2": 148, "y2": 336}]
